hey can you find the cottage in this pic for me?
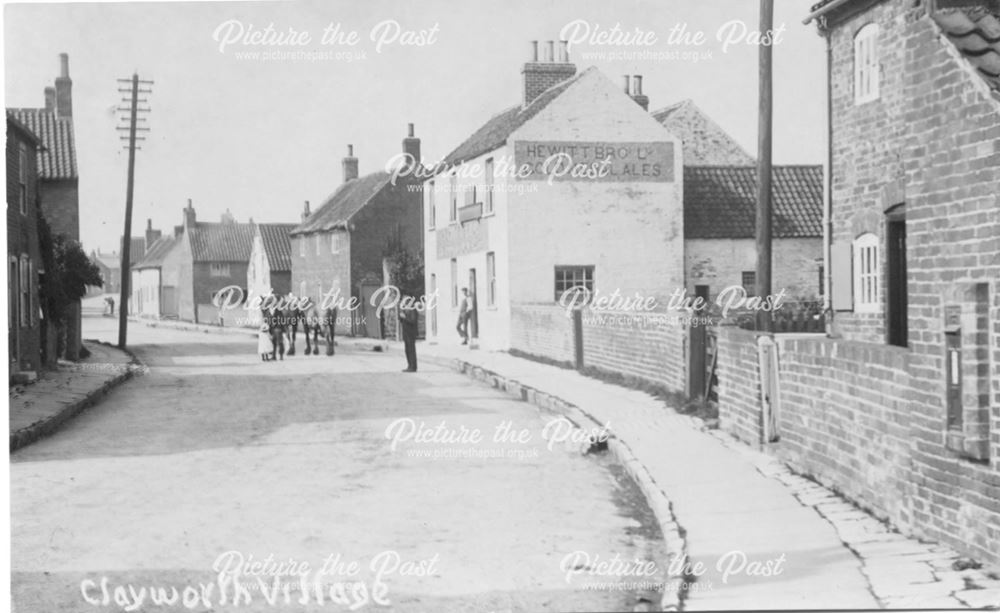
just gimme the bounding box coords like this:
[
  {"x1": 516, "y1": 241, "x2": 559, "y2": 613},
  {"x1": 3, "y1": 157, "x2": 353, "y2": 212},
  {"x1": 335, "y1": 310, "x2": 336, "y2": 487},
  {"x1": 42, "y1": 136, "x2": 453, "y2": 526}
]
[
  {"x1": 711, "y1": 0, "x2": 1000, "y2": 566},
  {"x1": 8, "y1": 53, "x2": 83, "y2": 360},
  {"x1": 246, "y1": 219, "x2": 297, "y2": 327},
  {"x1": 290, "y1": 125, "x2": 423, "y2": 338},
  {"x1": 6, "y1": 113, "x2": 44, "y2": 376},
  {"x1": 131, "y1": 233, "x2": 177, "y2": 318},
  {"x1": 422, "y1": 41, "x2": 683, "y2": 353},
  {"x1": 89, "y1": 250, "x2": 121, "y2": 295}
]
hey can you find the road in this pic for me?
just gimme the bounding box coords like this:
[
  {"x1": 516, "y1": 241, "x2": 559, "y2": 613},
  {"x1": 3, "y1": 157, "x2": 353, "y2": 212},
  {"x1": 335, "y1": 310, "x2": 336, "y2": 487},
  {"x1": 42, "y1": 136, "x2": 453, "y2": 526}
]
[{"x1": 11, "y1": 312, "x2": 668, "y2": 612}]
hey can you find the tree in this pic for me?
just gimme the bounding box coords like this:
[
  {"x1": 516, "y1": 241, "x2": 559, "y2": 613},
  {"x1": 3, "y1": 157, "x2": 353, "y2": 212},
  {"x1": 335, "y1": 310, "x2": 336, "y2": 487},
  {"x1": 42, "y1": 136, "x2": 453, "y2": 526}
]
[{"x1": 383, "y1": 226, "x2": 424, "y2": 298}]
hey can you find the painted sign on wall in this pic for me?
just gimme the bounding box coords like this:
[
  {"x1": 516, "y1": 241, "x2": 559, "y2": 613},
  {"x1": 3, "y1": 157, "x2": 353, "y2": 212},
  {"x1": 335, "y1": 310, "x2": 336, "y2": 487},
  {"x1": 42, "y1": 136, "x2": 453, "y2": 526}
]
[
  {"x1": 514, "y1": 141, "x2": 674, "y2": 183},
  {"x1": 436, "y1": 219, "x2": 488, "y2": 259}
]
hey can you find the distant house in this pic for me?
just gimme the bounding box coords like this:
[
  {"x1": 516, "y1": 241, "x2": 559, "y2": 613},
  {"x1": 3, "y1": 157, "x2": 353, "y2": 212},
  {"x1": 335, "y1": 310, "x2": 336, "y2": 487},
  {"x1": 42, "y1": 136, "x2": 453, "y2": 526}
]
[
  {"x1": 246, "y1": 219, "x2": 296, "y2": 327},
  {"x1": 131, "y1": 233, "x2": 177, "y2": 318},
  {"x1": 684, "y1": 165, "x2": 824, "y2": 303},
  {"x1": 89, "y1": 250, "x2": 121, "y2": 294},
  {"x1": 652, "y1": 99, "x2": 755, "y2": 166},
  {"x1": 6, "y1": 112, "x2": 44, "y2": 376},
  {"x1": 290, "y1": 125, "x2": 423, "y2": 337},
  {"x1": 8, "y1": 53, "x2": 83, "y2": 360},
  {"x1": 156, "y1": 200, "x2": 296, "y2": 325}
]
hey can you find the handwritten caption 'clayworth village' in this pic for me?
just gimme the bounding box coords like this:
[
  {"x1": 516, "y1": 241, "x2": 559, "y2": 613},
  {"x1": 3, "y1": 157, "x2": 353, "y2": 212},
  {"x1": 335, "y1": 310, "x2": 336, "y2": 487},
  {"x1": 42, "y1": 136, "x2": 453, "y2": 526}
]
[
  {"x1": 80, "y1": 550, "x2": 439, "y2": 611},
  {"x1": 212, "y1": 284, "x2": 789, "y2": 320}
]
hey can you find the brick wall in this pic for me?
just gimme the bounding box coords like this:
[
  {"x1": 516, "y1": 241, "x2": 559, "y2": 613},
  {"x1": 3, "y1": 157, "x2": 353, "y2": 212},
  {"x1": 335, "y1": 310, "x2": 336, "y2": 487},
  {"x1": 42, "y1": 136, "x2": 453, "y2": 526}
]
[
  {"x1": 581, "y1": 310, "x2": 687, "y2": 393},
  {"x1": 193, "y1": 262, "x2": 248, "y2": 324},
  {"x1": 39, "y1": 179, "x2": 78, "y2": 241},
  {"x1": 714, "y1": 326, "x2": 763, "y2": 446},
  {"x1": 509, "y1": 304, "x2": 574, "y2": 365},
  {"x1": 685, "y1": 237, "x2": 823, "y2": 303},
  {"x1": 7, "y1": 124, "x2": 42, "y2": 373},
  {"x1": 290, "y1": 232, "x2": 352, "y2": 335},
  {"x1": 656, "y1": 100, "x2": 754, "y2": 165}
]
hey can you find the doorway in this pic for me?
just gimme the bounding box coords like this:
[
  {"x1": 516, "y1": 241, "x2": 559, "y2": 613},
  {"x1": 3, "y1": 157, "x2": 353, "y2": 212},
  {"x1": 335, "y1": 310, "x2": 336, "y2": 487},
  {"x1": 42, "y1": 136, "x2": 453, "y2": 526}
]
[{"x1": 467, "y1": 268, "x2": 478, "y2": 342}]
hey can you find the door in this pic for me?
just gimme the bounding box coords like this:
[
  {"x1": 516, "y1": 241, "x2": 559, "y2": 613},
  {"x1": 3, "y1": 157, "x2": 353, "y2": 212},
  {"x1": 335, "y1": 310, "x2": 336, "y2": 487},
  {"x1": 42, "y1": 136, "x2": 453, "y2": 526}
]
[
  {"x1": 467, "y1": 268, "x2": 478, "y2": 341},
  {"x1": 886, "y1": 215, "x2": 907, "y2": 347},
  {"x1": 9, "y1": 257, "x2": 19, "y2": 369},
  {"x1": 359, "y1": 280, "x2": 382, "y2": 339}
]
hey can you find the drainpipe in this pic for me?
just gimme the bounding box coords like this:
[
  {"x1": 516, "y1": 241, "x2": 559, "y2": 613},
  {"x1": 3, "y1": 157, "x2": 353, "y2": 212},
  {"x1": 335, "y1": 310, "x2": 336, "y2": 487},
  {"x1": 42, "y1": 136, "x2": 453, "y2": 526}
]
[{"x1": 823, "y1": 29, "x2": 834, "y2": 333}]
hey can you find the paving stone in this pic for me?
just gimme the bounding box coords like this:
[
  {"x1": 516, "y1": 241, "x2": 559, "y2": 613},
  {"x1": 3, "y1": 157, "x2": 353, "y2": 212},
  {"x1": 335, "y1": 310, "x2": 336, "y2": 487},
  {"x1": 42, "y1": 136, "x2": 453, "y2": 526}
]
[{"x1": 954, "y1": 588, "x2": 1000, "y2": 609}]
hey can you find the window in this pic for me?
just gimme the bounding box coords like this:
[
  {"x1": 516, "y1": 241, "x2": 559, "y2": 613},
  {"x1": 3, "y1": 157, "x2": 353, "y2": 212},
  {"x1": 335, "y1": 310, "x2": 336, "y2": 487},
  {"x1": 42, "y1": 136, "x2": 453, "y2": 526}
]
[
  {"x1": 741, "y1": 271, "x2": 756, "y2": 296},
  {"x1": 465, "y1": 184, "x2": 477, "y2": 207},
  {"x1": 554, "y1": 266, "x2": 594, "y2": 302},
  {"x1": 854, "y1": 24, "x2": 879, "y2": 104},
  {"x1": 449, "y1": 173, "x2": 457, "y2": 223},
  {"x1": 315, "y1": 234, "x2": 322, "y2": 256},
  {"x1": 19, "y1": 256, "x2": 29, "y2": 327},
  {"x1": 486, "y1": 252, "x2": 496, "y2": 307},
  {"x1": 450, "y1": 259, "x2": 458, "y2": 307},
  {"x1": 853, "y1": 233, "x2": 880, "y2": 312},
  {"x1": 330, "y1": 232, "x2": 341, "y2": 254},
  {"x1": 484, "y1": 158, "x2": 495, "y2": 214},
  {"x1": 9, "y1": 257, "x2": 17, "y2": 330},
  {"x1": 428, "y1": 180, "x2": 436, "y2": 229},
  {"x1": 209, "y1": 262, "x2": 231, "y2": 277},
  {"x1": 18, "y1": 143, "x2": 28, "y2": 215},
  {"x1": 430, "y1": 273, "x2": 438, "y2": 335},
  {"x1": 886, "y1": 206, "x2": 907, "y2": 347},
  {"x1": 299, "y1": 237, "x2": 305, "y2": 257}
]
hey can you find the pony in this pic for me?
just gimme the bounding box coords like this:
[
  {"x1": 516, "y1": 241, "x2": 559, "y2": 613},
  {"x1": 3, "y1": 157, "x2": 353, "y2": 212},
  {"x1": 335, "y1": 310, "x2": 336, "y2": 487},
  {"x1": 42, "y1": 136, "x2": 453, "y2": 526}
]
[{"x1": 299, "y1": 302, "x2": 337, "y2": 356}]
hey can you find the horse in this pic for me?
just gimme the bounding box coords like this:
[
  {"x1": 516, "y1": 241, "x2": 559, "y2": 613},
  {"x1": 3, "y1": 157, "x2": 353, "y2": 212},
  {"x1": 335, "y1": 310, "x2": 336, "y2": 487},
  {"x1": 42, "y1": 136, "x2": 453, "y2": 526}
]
[
  {"x1": 285, "y1": 298, "x2": 305, "y2": 356},
  {"x1": 262, "y1": 305, "x2": 286, "y2": 361},
  {"x1": 301, "y1": 303, "x2": 337, "y2": 356}
]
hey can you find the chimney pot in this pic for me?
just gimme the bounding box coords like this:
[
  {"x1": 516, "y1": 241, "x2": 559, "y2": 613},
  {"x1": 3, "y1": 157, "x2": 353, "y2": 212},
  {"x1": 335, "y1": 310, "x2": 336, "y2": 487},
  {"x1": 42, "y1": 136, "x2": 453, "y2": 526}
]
[
  {"x1": 54, "y1": 53, "x2": 72, "y2": 118},
  {"x1": 633, "y1": 75, "x2": 643, "y2": 96},
  {"x1": 623, "y1": 75, "x2": 631, "y2": 93},
  {"x1": 523, "y1": 38, "x2": 577, "y2": 107},
  {"x1": 343, "y1": 145, "x2": 359, "y2": 183},
  {"x1": 147, "y1": 218, "x2": 152, "y2": 230},
  {"x1": 347, "y1": 144, "x2": 354, "y2": 157},
  {"x1": 59, "y1": 53, "x2": 69, "y2": 78},
  {"x1": 547, "y1": 40, "x2": 555, "y2": 62},
  {"x1": 407, "y1": 123, "x2": 414, "y2": 138},
  {"x1": 402, "y1": 123, "x2": 421, "y2": 170},
  {"x1": 530, "y1": 40, "x2": 538, "y2": 62},
  {"x1": 559, "y1": 40, "x2": 569, "y2": 62}
]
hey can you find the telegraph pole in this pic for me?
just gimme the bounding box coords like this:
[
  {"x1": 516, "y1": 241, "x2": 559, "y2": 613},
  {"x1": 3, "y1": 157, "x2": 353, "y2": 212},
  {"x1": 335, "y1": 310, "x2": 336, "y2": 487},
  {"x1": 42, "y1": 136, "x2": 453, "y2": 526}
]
[
  {"x1": 756, "y1": 0, "x2": 774, "y2": 333},
  {"x1": 116, "y1": 73, "x2": 152, "y2": 349}
]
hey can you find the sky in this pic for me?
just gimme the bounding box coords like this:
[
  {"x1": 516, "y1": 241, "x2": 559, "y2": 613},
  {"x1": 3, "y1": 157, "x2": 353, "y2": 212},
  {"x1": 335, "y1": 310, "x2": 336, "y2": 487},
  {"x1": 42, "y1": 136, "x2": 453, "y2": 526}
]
[{"x1": 3, "y1": 0, "x2": 828, "y2": 253}]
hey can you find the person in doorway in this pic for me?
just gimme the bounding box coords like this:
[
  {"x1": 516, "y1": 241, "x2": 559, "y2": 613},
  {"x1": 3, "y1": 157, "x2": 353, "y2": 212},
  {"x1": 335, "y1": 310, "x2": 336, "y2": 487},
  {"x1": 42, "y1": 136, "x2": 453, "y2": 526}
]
[
  {"x1": 456, "y1": 287, "x2": 471, "y2": 345},
  {"x1": 399, "y1": 299, "x2": 419, "y2": 372}
]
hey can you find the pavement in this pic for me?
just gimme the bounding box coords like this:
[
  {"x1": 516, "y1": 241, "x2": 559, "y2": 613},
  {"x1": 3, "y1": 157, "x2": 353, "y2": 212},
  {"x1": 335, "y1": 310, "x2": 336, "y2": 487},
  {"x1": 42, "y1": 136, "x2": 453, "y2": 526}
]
[
  {"x1": 11, "y1": 314, "x2": 670, "y2": 613},
  {"x1": 9, "y1": 339, "x2": 141, "y2": 452},
  {"x1": 401, "y1": 337, "x2": 1000, "y2": 610}
]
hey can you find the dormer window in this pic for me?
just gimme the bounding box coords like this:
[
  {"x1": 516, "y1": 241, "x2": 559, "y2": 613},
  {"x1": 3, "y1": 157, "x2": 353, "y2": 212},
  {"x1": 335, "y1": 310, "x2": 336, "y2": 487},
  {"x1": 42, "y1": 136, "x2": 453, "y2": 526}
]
[{"x1": 854, "y1": 24, "x2": 879, "y2": 104}]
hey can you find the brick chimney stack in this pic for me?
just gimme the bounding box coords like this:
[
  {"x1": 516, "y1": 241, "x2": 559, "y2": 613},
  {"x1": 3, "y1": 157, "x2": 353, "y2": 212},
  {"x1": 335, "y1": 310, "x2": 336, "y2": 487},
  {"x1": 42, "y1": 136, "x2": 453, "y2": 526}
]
[
  {"x1": 145, "y1": 218, "x2": 162, "y2": 246},
  {"x1": 44, "y1": 87, "x2": 56, "y2": 112},
  {"x1": 522, "y1": 39, "x2": 576, "y2": 107},
  {"x1": 55, "y1": 53, "x2": 72, "y2": 118},
  {"x1": 221, "y1": 208, "x2": 235, "y2": 224},
  {"x1": 343, "y1": 144, "x2": 358, "y2": 183},
  {"x1": 183, "y1": 199, "x2": 196, "y2": 228},
  {"x1": 402, "y1": 123, "x2": 420, "y2": 171},
  {"x1": 301, "y1": 200, "x2": 311, "y2": 222},
  {"x1": 631, "y1": 74, "x2": 649, "y2": 111}
]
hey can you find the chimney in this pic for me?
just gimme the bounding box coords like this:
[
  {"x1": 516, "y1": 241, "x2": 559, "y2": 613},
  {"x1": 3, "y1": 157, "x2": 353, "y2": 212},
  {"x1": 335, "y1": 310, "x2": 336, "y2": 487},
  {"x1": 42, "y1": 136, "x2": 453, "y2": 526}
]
[
  {"x1": 221, "y1": 208, "x2": 235, "y2": 224},
  {"x1": 301, "y1": 200, "x2": 311, "y2": 223},
  {"x1": 55, "y1": 53, "x2": 72, "y2": 118},
  {"x1": 183, "y1": 198, "x2": 196, "y2": 228},
  {"x1": 522, "y1": 39, "x2": 576, "y2": 107},
  {"x1": 44, "y1": 87, "x2": 56, "y2": 111},
  {"x1": 145, "y1": 218, "x2": 161, "y2": 247},
  {"x1": 631, "y1": 74, "x2": 649, "y2": 111},
  {"x1": 402, "y1": 123, "x2": 420, "y2": 171},
  {"x1": 342, "y1": 144, "x2": 358, "y2": 183}
]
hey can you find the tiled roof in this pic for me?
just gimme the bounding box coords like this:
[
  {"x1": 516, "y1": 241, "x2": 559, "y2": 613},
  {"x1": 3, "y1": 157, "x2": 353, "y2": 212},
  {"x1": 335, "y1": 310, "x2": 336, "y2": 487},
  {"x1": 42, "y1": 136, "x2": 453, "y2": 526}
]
[
  {"x1": 932, "y1": 5, "x2": 1000, "y2": 97},
  {"x1": 684, "y1": 166, "x2": 824, "y2": 239},
  {"x1": 6, "y1": 108, "x2": 77, "y2": 180},
  {"x1": 256, "y1": 223, "x2": 296, "y2": 271},
  {"x1": 121, "y1": 237, "x2": 146, "y2": 259},
  {"x1": 292, "y1": 172, "x2": 392, "y2": 235},
  {"x1": 134, "y1": 235, "x2": 177, "y2": 269},
  {"x1": 6, "y1": 112, "x2": 43, "y2": 146},
  {"x1": 436, "y1": 67, "x2": 591, "y2": 171},
  {"x1": 188, "y1": 222, "x2": 255, "y2": 262}
]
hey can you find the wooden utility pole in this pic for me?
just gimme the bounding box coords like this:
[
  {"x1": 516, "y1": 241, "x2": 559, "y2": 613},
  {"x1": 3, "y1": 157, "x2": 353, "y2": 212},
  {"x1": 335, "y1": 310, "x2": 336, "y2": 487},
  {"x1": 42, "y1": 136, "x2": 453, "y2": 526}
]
[
  {"x1": 116, "y1": 73, "x2": 152, "y2": 349},
  {"x1": 756, "y1": 0, "x2": 774, "y2": 333}
]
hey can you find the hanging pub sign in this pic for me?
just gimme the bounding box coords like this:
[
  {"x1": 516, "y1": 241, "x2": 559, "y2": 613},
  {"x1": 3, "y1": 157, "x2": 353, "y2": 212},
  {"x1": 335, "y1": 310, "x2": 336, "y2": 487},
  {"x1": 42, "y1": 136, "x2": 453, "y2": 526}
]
[{"x1": 513, "y1": 140, "x2": 674, "y2": 183}]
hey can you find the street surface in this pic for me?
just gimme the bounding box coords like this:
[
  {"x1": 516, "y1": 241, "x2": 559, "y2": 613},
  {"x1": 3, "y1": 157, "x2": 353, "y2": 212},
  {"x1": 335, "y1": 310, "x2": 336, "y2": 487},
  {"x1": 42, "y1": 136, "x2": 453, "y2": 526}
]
[{"x1": 11, "y1": 310, "x2": 668, "y2": 612}]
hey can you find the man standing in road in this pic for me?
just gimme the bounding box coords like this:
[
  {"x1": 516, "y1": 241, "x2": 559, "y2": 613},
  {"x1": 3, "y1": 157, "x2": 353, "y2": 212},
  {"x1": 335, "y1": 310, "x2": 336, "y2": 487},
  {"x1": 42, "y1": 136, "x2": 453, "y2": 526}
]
[
  {"x1": 456, "y1": 287, "x2": 471, "y2": 345},
  {"x1": 399, "y1": 300, "x2": 418, "y2": 372}
]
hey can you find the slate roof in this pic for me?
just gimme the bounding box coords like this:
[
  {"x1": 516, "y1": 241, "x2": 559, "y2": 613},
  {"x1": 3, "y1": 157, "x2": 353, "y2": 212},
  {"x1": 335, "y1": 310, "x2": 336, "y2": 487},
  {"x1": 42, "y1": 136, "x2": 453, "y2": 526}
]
[
  {"x1": 932, "y1": 5, "x2": 1000, "y2": 98},
  {"x1": 291, "y1": 172, "x2": 392, "y2": 235},
  {"x1": 134, "y1": 235, "x2": 177, "y2": 270},
  {"x1": 684, "y1": 166, "x2": 824, "y2": 239},
  {"x1": 188, "y1": 222, "x2": 255, "y2": 262},
  {"x1": 6, "y1": 108, "x2": 77, "y2": 180},
  {"x1": 435, "y1": 67, "x2": 591, "y2": 172},
  {"x1": 256, "y1": 223, "x2": 297, "y2": 271}
]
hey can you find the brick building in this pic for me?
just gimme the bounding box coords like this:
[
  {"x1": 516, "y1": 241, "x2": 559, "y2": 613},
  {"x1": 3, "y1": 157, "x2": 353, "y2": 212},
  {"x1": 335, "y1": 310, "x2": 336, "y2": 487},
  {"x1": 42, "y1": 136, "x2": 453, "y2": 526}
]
[
  {"x1": 8, "y1": 53, "x2": 82, "y2": 360},
  {"x1": 713, "y1": 0, "x2": 1000, "y2": 567},
  {"x1": 652, "y1": 99, "x2": 755, "y2": 165},
  {"x1": 290, "y1": 126, "x2": 423, "y2": 338},
  {"x1": 422, "y1": 41, "x2": 683, "y2": 352},
  {"x1": 6, "y1": 113, "x2": 44, "y2": 376},
  {"x1": 684, "y1": 165, "x2": 824, "y2": 303}
]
